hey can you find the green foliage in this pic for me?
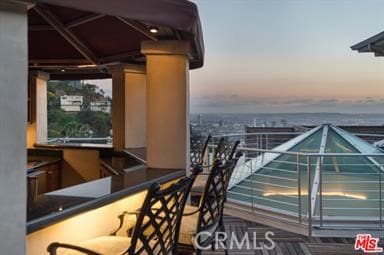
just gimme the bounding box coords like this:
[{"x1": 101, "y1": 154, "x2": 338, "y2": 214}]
[{"x1": 47, "y1": 80, "x2": 112, "y2": 138}]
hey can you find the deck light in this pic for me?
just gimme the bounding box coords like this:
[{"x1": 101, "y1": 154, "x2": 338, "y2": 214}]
[{"x1": 149, "y1": 26, "x2": 159, "y2": 34}]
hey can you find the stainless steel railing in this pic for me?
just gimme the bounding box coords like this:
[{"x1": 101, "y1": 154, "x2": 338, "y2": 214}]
[
  {"x1": 47, "y1": 137, "x2": 113, "y2": 144},
  {"x1": 206, "y1": 139, "x2": 384, "y2": 235}
]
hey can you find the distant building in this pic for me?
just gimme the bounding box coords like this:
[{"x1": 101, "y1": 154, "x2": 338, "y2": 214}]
[
  {"x1": 60, "y1": 95, "x2": 83, "y2": 112},
  {"x1": 197, "y1": 114, "x2": 202, "y2": 125},
  {"x1": 90, "y1": 101, "x2": 111, "y2": 113},
  {"x1": 280, "y1": 119, "x2": 287, "y2": 127},
  {"x1": 68, "y1": 80, "x2": 83, "y2": 89}
]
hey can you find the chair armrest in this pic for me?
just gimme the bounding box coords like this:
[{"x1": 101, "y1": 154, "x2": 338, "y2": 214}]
[
  {"x1": 110, "y1": 211, "x2": 139, "y2": 236},
  {"x1": 47, "y1": 242, "x2": 101, "y2": 255},
  {"x1": 183, "y1": 207, "x2": 200, "y2": 216}
]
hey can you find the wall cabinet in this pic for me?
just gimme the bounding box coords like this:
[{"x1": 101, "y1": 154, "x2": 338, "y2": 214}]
[{"x1": 28, "y1": 161, "x2": 61, "y2": 196}]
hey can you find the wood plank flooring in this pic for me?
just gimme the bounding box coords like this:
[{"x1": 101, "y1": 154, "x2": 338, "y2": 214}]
[{"x1": 201, "y1": 215, "x2": 383, "y2": 255}]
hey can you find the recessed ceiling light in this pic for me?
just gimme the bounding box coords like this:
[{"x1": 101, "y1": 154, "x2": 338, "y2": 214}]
[
  {"x1": 60, "y1": 69, "x2": 66, "y2": 72},
  {"x1": 149, "y1": 26, "x2": 159, "y2": 34}
]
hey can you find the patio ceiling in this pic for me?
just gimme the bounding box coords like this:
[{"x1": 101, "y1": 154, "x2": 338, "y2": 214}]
[
  {"x1": 351, "y1": 30, "x2": 384, "y2": 57},
  {"x1": 27, "y1": 0, "x2": 204, "y2": 79}
]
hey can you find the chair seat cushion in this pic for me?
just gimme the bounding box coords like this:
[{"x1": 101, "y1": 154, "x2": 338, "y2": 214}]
[
  {"x1": 56, "y1": 236, "x2": 136, "y2": 255},
  {"x1": 191, "y1": 175, "x2": 207, "y2": 194},
  {"x1": 179, "y1": 205, "x2": 199, "y2": 245},
  {"x1": 179, "y1": 205, "x2": 220, "y2": 247}
]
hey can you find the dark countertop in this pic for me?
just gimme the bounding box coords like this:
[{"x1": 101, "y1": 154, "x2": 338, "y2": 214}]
[
  {"x1": 124, "y1": 147, "x2": 147, "y2": 164},
  {"x1": 34, "y1": 143, "x2": 113, "y2": 150},
  {"x1": 27, "y1": 149, "x2": 63, "y2": 173},
  {"x1": 27, "y1": 156, "x2": 61, "y2": 173},
  {"x1": 27, "y1": 166, "x2": 185, "y2": 234}
]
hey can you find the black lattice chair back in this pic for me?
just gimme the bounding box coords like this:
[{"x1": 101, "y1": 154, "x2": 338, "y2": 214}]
[
  {"x1": 196, "y1": 152, "x2": 242, "y2": 245},
  {"x1": 213, "y1": 138, "x2": 240, "y2": 163},
  {"x1": 128, "y1": 177, "x2": 192, "y2": 255},
  {"x1": 190, "y1": 135, "x2": 211, "y2": 167}
]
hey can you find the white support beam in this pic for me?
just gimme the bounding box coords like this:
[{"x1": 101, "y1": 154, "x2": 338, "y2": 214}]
[{"x1": 310, "y1": 125, "x2": 328, "y2": 216}]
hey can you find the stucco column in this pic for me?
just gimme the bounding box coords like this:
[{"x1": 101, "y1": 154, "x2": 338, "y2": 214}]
[
  {"x1": 109, "y1": 65, "x2": 147, "y2": 150},
  {"x1": 0, "y1": 1, "x2": 28, "y2": 255},
  {"x1": 110, "y1": 66, "x2": 126, "y2": 151},
  {"x1": 28, "y1": 71, "x2": 49, "y2": 146},
  {"x1": 141, "y1": 41, "x2": 190, "y2": 169},
  {"x1": 124, "y1": 65, "x2": 146, "y2": 148}
]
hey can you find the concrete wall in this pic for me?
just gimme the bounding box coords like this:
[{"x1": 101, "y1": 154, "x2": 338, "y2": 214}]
[{"x1": 0, "y1": 2, "x2": 28, "y2": 255}]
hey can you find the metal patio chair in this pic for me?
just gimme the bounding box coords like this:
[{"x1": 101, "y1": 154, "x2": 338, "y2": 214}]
[
  {"x1": 191, "y1": 139, "x2": 240, "y2": 197},
  {"x1": 47, "y1": 176, "x2": 193, "y2": 255},
  {"x1": 190, "y1": 134, "x2": 211, "y2": 168},
  {"x1": 178, "y1": 152, "x2": 243, "y2": 255}
]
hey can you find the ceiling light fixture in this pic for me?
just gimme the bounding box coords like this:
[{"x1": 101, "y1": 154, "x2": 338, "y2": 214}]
[{"x1": 149, "y1": 26, "x2": 159, "y2": 34}]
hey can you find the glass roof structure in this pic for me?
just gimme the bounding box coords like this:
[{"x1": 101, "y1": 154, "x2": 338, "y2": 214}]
[{"x1": 228, "y1": 124, "x2": 384, "y2": 220}]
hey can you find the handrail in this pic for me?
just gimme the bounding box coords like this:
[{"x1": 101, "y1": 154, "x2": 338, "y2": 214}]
[
  {"x1": 237, "y1": 146, "x2": 384, "y2": 157},
  {"x1": 211, "y1": 132, "x2": 304, "y2": 138},
  {"x1": 210, "y1": 132, "x2": 384, "y2": 139}
]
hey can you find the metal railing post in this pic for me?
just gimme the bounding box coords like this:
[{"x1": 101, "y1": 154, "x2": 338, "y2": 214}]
[
  {"x1": 251, "y1": 158, "x2": 254, "y2": 213},
  {"x1": 319, "y1": 157, "x2": 323, "y2": 227},
  {"x1": 380, "y1": 172, "x2": 382, "y2": 228},
  {"x1": 307, "y1": 155, "x2": 312, "y2": 237},
  {"x1": 297, "y1": 154, "x2": 302, "y2": 224}
]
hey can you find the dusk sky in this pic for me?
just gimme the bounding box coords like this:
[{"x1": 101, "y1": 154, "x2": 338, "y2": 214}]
[
  {"x1": 190, "y1": 0, "x2": 384, "y2": 114},
  {"x1": 90, "y1": 0, "x2": 384, "y2": 114}
]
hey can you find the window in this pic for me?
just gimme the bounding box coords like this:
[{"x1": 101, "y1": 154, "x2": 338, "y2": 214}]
[{"x1": 47, "y1": 79, "x2": 112, "y2": 145}]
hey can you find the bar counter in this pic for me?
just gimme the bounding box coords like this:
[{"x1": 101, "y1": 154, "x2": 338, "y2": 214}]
[{"x1": 27, "y1": 166, "x2": 184, "y2": 234}]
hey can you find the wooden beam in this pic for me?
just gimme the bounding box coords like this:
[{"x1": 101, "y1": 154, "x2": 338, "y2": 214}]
[
  {"x1": 30, "y1": 14, "x2": 105, "y2": 31},
  {"x1": 117, "y1": 17, "x2": 158, "y2": 41},
  {"x1": 99, "y1": 50, "x2": 142, "y2": 63},
  {"x1": 29, "y1": 59, "x2": 91, "y2": 64},
  {"x1": 66, "y1": 14, "x2": 105, "y2": 28},
  {"x1": 34, "y1": 4, "x2": 98, "y2": 64},
  {"x1": 29, "y1": 25, "x2": 54, "y2": 31}
]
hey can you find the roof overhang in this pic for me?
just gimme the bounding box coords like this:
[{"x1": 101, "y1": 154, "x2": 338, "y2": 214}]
[
  {"x1": 351, "y1": 30, "x2": 384, "y2": 57},
  {"x1": 26, "y1": 0, "x2": 204, "y2": 79}
]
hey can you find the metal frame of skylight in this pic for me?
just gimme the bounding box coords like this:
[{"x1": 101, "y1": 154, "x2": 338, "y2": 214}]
[{"x1": 331, "y1": 125, "x2": 384, "y2": 173}]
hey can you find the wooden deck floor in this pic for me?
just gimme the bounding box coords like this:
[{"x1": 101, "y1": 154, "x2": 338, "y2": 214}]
[{"x1": 202, "y1": 215, "x2": 382, "y2": 255}]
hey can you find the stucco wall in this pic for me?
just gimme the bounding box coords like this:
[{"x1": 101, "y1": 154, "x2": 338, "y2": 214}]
[{"x1": 0, "y1": 2, "x2": 28, "y2": 255}]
